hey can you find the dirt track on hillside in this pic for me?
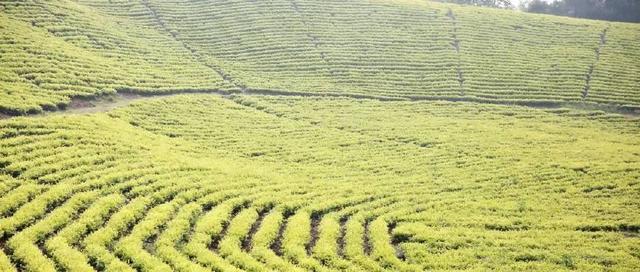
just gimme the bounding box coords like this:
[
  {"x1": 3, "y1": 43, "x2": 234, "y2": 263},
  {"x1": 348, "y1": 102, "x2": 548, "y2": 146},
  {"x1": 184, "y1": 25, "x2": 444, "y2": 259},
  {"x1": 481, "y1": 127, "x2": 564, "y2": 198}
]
[{"x1": 1, "y1": 90, "x2": 638, "y2": 120}]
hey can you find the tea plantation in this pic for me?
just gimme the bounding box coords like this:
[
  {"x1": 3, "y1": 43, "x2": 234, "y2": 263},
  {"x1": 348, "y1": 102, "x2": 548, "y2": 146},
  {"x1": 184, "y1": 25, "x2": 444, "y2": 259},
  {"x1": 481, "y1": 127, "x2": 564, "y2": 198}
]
[{"x1": 0, "y1": 0, "x2": 639, "y2": 271}]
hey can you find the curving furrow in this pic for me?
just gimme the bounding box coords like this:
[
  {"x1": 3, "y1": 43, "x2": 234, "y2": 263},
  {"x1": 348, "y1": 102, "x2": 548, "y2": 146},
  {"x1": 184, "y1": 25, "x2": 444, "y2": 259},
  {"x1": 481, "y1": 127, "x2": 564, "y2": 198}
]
[
  {"x1": 345, "y1": 216, "x2": 384, "y2": 271},
  {"x1": 216, "y1": 207, "x2": 271, "y2": 271},
  {"x1": 181, "y1": 185, "x2": 302, "y2": 271},
  {"x1": 242, "y1": 206, "x2": 273, "y2": 253},
  {"x1": 82, "y1": 197, "x2": 152, "y2": 272},
  {"x1": 275, "y1": 194, "x2": 389, "y2": 271},
  {"x1": 97, "y1": 179, "x2": 242, "y2": 271},
  {"x1": 0, "y1": 175, "x2": 21, "y2": 196},
  {"x1": 44, "y1": 193, "x2": 125, "y2": 271},
  {"x1": 0, "y1": 182, "x2": 83, "y2": 240},
  {"x1": 183, "y1": 199, "x2": 246, "y2": 271},
  {"x1": 336, "y1": 198, "x2": 431, "y2": 271},
  {"x1": 0, "y1": 183, "x2": 45, "y2": 218},
  {"x1": 137, "y1": 185, "x2": 266, "y2": 271},
  {"x1": 312, "y1": 199, "x2": 405, "y2": 271},
  {"x1": 155, "y1": 172, "x2": 427, "y2": 272},
  {"x1": 305, "y1": 194, "x2": 425, "y2": 271},
  {"x1": 282, "y1": 211, "x2": 335, "y2": 272},
  {"x1": 311, "y1": 214, "x2": 366, "y2": 271},
  {"x1": 367, "y1": 218, "x2": 420, "y2": 272},
  {"x1": 80, "y1": 178, "x2": 209, "y2": 271},
  {"x1": 80, "y1": 172, "x2": 245, "y2": 270},
  {"x1": 154, "y1": 203, "x2": 209, "y2": 272},
  {"x1": 0, "y1": 164, "x2": 194, "y2": 257},
  {"x1": 0, "y1": 157, "x2": 214, "y2": 269},
  {"x1": 168, "y1": 190, "x2": 272, "y2": 271},
  {"x1": 5, "y1": 191, "x2": 100, "y2": 271},
  {"x1": 250, "y1": 208, "x2": 306, "y2": 272},
  {"x1": 114, "y1": 201, "x2": 179, "y2": 272}
]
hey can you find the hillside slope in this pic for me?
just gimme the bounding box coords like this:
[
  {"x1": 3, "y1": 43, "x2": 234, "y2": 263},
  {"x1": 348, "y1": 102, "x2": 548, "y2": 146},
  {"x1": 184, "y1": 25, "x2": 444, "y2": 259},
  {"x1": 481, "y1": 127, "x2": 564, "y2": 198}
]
[
  {"x1": 0, "y1": 94, "x2": 639, "y2": 271},
  {"x1": 1, "y1": 0, "x2": 639, "y2": 114},
  {"x1": 1, "y1": 1, "x2": 639, "y2": 271}
]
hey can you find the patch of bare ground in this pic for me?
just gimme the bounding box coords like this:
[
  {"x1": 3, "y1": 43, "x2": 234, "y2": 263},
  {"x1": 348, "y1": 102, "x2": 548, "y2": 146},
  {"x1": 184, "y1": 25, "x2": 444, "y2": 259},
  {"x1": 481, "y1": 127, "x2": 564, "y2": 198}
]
[
  {"x1": 242, "y1": 207, "x2": 272, "y2": 252},
  {"x1": 51, "y1": 91, "x2": 224, "y2": 116},
  {"x1": 270, "y1": 209, "x2": 295, "y2": 256},
  {"x1": 337, "y1": 216, "x2": 348, "y2": 257},
  {"x1": 447, "y1": 8, "x2": 465, "y2": 95},
  {"x1": 305, "y1": 212, "x2": 322, "y2": 255},
  {"x1": 582, "y1": 26, "x2": 609, "y2": 100},
  {"x1": 388, "y1": 222, "x2": 406, "y2": 261},
  {"x1": 363, "y1": 219, "x2": 372, "y2": 255},
  {"x1": 1, "y1": 88, "x2": 639, "y2": 121},
  {"x1": 0, "y1": 236, "x2": 7, "y2": 262},
  {"x1": 143, "y1": 233, "x2": 159, "y2": 255},
  {"x1": 209, "y1": 205, "x2": 244, "y2": 252},
  {"x1": 55, "y1": 95, "x2": 133, "y2": 115}
]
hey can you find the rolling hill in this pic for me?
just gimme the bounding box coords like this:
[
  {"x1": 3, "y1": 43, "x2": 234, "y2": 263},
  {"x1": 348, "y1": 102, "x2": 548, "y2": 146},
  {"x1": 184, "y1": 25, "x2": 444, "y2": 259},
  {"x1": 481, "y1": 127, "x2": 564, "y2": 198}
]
[
  {"x1": 1, "y1": 0, "x2": 640, "y2": 115},
  {"x1": 0, "y1": 1, "x2": 639, "y2": 271}
]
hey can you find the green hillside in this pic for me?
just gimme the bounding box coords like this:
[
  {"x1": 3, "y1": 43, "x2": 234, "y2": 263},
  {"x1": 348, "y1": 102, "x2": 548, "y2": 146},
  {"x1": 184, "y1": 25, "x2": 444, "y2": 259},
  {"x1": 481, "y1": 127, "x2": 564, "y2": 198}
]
[
  {"x1": 1, "y1": 95, "x2": 639, "y2": 271},
  {"x1": 1, "y1": 0, "x2": 640, "y2": 115},
  {"x1": 1, "y1": 1, "x2": 639, "y2": 271}
]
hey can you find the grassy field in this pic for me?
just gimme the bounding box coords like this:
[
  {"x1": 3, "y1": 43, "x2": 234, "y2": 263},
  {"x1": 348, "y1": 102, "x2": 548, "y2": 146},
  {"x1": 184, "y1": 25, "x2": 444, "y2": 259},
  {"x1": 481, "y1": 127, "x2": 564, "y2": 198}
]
[{"x1": 0, "y1": 0, "x2": 639, "y2": 271}]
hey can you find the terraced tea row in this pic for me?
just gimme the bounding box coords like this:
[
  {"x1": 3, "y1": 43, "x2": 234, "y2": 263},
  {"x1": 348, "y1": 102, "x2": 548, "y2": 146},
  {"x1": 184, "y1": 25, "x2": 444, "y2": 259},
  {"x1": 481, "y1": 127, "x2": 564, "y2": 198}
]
[
  {"x1": 89, "y1": 0, "x2": 640, "y2": 106},
  {"x1": 0, "y1": 1, "x2": 234, "y2": 114},
  {"x1": 1, "y1": 0, "x2": 639, "y2": 115},
  {"x1": 1, "y1": 94, "x2": 638, "y2": 271}
]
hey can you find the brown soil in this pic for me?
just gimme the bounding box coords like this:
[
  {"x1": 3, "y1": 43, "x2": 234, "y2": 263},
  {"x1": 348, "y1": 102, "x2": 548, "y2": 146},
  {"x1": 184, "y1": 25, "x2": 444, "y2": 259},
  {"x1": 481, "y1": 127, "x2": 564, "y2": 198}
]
[
  {"x1": 363, "y1": 219, "x2": 372, "y2": 255},
  {"x1": 1, "y1": 88, "x2": 637, "y2": 121},
  {"x1": 209, "y1": 205, "x2": 244, "y2": 252},
  {"x1": 270, "y1": 212, "x2": 293, "y2": 256},
  {"x1": 388, "y1": 222, "x2": 406, "y2": 260},
  {"x1": 242, "y1": 207, "x2": 272, "y2": 252},
  {"x1": 305, "y1": 213, "x2": 322, "y2": 255},
  {"x1": 337, "y1": 216, "x2": 348, "y2": 257}
]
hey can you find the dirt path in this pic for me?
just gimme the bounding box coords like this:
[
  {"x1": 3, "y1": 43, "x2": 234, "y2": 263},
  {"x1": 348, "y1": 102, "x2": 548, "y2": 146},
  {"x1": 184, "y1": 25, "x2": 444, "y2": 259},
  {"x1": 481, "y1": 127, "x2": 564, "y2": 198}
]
[
  {"x1": 1, "y1": 89, "x2": 638, "y2": 120},
  {"x1": 60, "y1": 93, "x2": 154, "y2": 115},
  {"x1": 447, "y1": 8, "x2": 465, "y2": 96},
  {"x1": 140, "y1": 0, "x2": 247, "y2": 93},
  {"x1": 0, "y1": 92, "x2": 204, "y2": 120},
  {"x1": 582, "y1": 26, "x2": 609, "y2": 100},
  {"x1": 58, "y1": 94, "x2": 174, "y2": 115}
]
